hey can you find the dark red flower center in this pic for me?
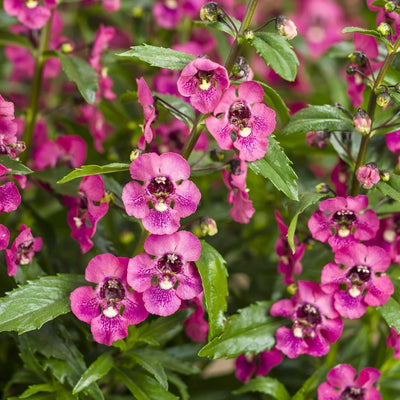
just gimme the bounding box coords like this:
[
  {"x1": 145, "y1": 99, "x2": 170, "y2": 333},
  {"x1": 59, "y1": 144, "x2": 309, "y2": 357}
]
[
  {"x1": 100, "y1": 278, "x2": 125, "y2": 302},
  {"x1": 332, "y1": 209, "x2": 357, "y2": 225},
  {"x1": 296, "y1": 303, "x2": 322, "y2": 326},
  {"x1": 157, "y1": 253, "x2": 183, "y2": 274},
  {"x1": 228, "y1": 101, "x2": 251, "y2": 130},
  {"x1": 147, "y1": 176, "x2": 174, "y2": 198},
  {"x1": 340, "y1": 386, "x2": 364, "y2": 400},
  {"x1": 347, "y1": 265, "x2": 371, "y2": 285}
]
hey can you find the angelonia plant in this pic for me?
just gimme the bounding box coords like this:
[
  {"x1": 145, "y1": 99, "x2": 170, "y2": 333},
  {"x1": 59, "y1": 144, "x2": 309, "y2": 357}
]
[{"x1": 4, "y1": 0, "x2": 400, "y2": 399}]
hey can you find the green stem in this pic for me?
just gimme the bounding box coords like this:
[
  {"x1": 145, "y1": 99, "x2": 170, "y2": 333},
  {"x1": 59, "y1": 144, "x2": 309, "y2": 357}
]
[
  {"x1": 350, "y1": 35, "x2": 400, "y2": 196},
  {"x1": 21, "y1": 16, "x2": 52, "y2": 164},
  {"x1": 180, "y1": 0, "x2": 259, "y2": 160}
]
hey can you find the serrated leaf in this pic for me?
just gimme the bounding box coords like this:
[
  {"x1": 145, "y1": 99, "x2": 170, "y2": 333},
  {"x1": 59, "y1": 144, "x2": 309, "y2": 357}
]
[
  {"x1": 291, "y1": 365, "x2": 328, "y2": 400},
  {"x1": 257, "y1": 81, "x2": 290, "y2": 125},
  {"x1": 0, "y1": 274, "x2": 86, "y2": 334},
  {"x1": 342, "y1": 27, "x2": 392, "y2": 50},
  {"x1": 233, "y1": 377, "x2": 290, "y2": 400},
  {"x1": 73, "y1": 352, "x2": 113, "y2": 394},
  {"x1": 379, "y1": 297, "x2": 400, "y2": 332},
  {"x1": 251, "y1": 32, "x2": 299, "y2": 81},
  {"x1": 281, "y1": 105, "x2": 354, "y2": 135},
  {"x1": 57, "y1": 163, "x2": 130, "y2": 183},
  {"x1": 198, "y1": 301, "x2": 281, "y2": 359},
  {"x1": 0, "y1": 29, "x2": 33, "y2": 48},
  {"x1": 287, "y1": 192, "x2": 327, "y2": 253},
  {"x1": 56, "y1": 52, "x2": 99, "y2": 104},
  {"x1": 196, "y1": 240, "x2": 228, "y2": 340},
  {"x1": 0, "y1": 155, "x2": 33, "y2": 175},
  {"x1": 377, "y1": 175, "x2": 400, "y2": 202},
  {"x1": 249, "y1": 136, "x2": 298, "y2": 200},
  {"x1": 117, "y1": 45, "x2": 195, "y2": 70}
]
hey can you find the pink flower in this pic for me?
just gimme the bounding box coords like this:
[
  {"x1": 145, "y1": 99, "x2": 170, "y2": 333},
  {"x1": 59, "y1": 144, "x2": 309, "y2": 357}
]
[
  {"x1": 122, "y1": 152, "x2": 201, "y2": 235},
  {"x1": 330, "y1": 159, "x2": 349, "y2": 197},
  {"x1": 0, "y1": 224, "x2": 10, "y2": 251},
  {"x1": 70, "y1": 253, "x2": 148, "y2": 346},
  {"x1": 5, "y1": 224, "x2": 42, "y2": 276},
  {"x1": 206, "y1": 81, "x2": 276, "y2": 161},
  {"x1": 275, "y1": 210, "x2": 305, "y2": 285},
  {"x1": 235, "y1": 348, "x2": 283, "y2": 382},
  {"x1": 387, "y1": 327, "x2": 400, "y2": 359},
  {"x1": 357, "y1": 163, "x2": 380, "y2": 189},
  {"x1": 270, "y1": 281, "x2": 343, "y2": 359},
  {"x1": 321, "y1": 243, "x2": 393, "y2": 319},
  {"x1": 222, "y1": 157, "x2": 255, "y2": 224},
  {"x1": 318, "y1": 364, "x2": 381, "y2": 400},
  {"x1": 182, "y1": 293, "x2": 209, "y2": 342},
  {"x1": 0, "y1": 165, "x2": 21, "y2": 214},
  {"x1": 0, "y1": 94, "x2": 20, "y2": 158},
  {"x1": 64, "y1": 175, "x2": 109, "y2": 253},
  {"x1": 3, "y1": 0, "x2": 56, "y2": 30},
  {"x1": 137, "y1": 77, "x2": 157, "y2": 150},
  {"x1": 177, "y1": 58, "x2": 229, "y2": 114},
  {"x1": 127, "y1": 231, "x2": 203, "y2": 316},
  {"x1": 307, "y1": 195, "x2": 379, "y2": 251}
]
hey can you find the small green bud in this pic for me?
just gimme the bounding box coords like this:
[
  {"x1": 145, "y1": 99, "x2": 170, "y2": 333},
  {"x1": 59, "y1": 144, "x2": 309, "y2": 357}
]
[
  {"x1": 132, "y1": 6, "x2": 144, "y2": 17},
  {"x1": 348, "y1": 51, "x2": 366, "y2": 66},
  {"x1": 200, "y1": 2, "x2": 222, "y2": 22},
  {"x1": 61, "y1": 42, "x2": 73, "y2": 54},
  {"x1": 287, "y1": 283, "x2": 297, "y2": 296},
  {"x1": 102, "y1": 191, "x2": 114, "y2": 204},
  {"x1": 231, "y1": 56, "x2": 251, "y2": 81},
  {"x1": 200, "y1": 217, "x2": 218, "y2": 236},
  {"x1": 244, "y1": 29, "x2": 254, "y2": 41},
  {"x1": 385, "y1": 1, "x2": 396, "y2": 12},
  {"x1": 377, "y1": 92, "x2": 391, "y2": 107},
  {"x1": 130, "y1": 149, "x2": 143, "y2": 161},
  {"x1": 346, "y1": 66, "x2": 357, "y2": 76},
  {"x1": 209, "y1": 148, "x2": 224, "y2": 162},
  {"x1": 380, "y1": 170, "x2": 390, "y2": 182},
  {"x1": 316, "y1": 183, "x2": 331, "y2": 194},
  {"x1": 377, "y1": 22, "x2": 391, "y2": 36}
]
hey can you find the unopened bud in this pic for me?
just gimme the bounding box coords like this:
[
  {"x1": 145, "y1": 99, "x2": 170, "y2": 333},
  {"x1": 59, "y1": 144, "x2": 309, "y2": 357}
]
[
  {"x1": 276, "y1": 16, "x2": 297, "y2": 40},
  {"x1": 102, "y1": 191, "x2": 115, "y2": 204},
  {"x1": 200, "y1": 217, "x2": 218, "y2": 236},
  {"x1": 380, "y1": 170, "x2": 390, "y2": 181},
  {"x1": 353, "y1": 108, "x2": 371, "y2": 134},
  {"x1": 230, "y1": 158, "x2": 242, "y2": 175},
  {"x1": 348, "y1": 51, "x2": 367, "y2": 66},
  {"x1": 244, "y1": 29, "x2": 254, "y2": 41},
  {"x1": 200, "y1": 2, "x2": 222, "y2": 22},
  {"x1": 385, "y1": 1, "x2": 396, "y2": 12},
  {"x1": 377, "y1": 92, "x2": 391, "y2": 107},
  {"x1": 231, "y1": 56, "x2": 253, "y2": 81},
  {"x1": 316, "y1": 183, "x2": 331, "y2": 194},
  {"x1": 210, "y1": 148, "x2": 224, "y2": 162},
  {"x1": 306, "y1": 130, "x2": 329, "y2": 149},
  {"x1": 357, "y1": 162, "x2": 380, "y2": 189},
  {"x1": 287, "y1": 283, "x2": 297, "y2": 295},
  {"x1": 60, "y1": 41, "x2": 74, "y2": 53},
  {"x1": 377, "y1": 22, "x2": 391, "y2": 36},
  {"x1": 346, "y1": 66, "x2": 358, "y2": 76},
  {"x1": 132, "y1": 6, "x2": 143, "y2": 17},
  {"x1": 130, "y1": 149, "x2": 143, "y2": 161}
]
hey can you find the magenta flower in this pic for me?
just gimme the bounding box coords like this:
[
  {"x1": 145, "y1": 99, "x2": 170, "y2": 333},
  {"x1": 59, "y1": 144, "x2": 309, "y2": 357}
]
[
  {"x1": 182, "y1": 293, "x2": 209, "y2": 342},
  {"x1": 137, "y1": 77, "x2": 157, "y2": 150},
  {"x1": 387, "y1": 327, "x2": 400, "y2": 359},
  {"x1": 3, "y1": 0, "x2": 56, "y2": 30},
  {"x1": 235, "y1": 348, "x2": 283, "y2": 382},
  {"x1": 122, "y1": 152, "x2": 201, "y2": 235},
  {"x1": 308, "y1": 195, "x2": 379, "y2": 251},
  {"x1": 318, "y1": 364, "x2": 381, "y2": 400},
  {"x1": 270, "y1": 281, "x2": 343, "y2": 359},
  {"x1": 0, "y1": 167, "x2": 21, "y2": 214},
  {"x1": 321, "y1": 243, "x2": 393, "y2": 319},
  {"x1": 0, "y1": 224, "x2": 10, "y2": 251},
  {"x1": 127, "y1": 231, "x2": 203, "y2": 316},
  {"x1": 153, "y1": 0, "x2": 203, "y2": 29},
  {"x1": 330, "y1": 159, "x2": 350, "y2": 197},
  {"x1": 275, "y1": 210, "x2": 305, "y2": 285},
  {"x1": 70, "y1": 253, "x2": 148, "y2": 346},
  {"x1": 6, "y1": 224, "x2": 42, "y2": 276},
  {"x1": 206, "y1": 81, "x2": 276, "y2": 161},
  {"x1": 222, "y1": 157, "x2": 255, "y2": 224},
  {"x1": 177, "y1": 57, "x2": 229, "y2": 114},
  {"x1": 64, "y1": 175, "x2": 109, "y2": 253},
  {"x1": 0, "y1": 94, "x2": 19, "y2": 158},
  {"x1": 357, "y1": 163, "x2": 380, "y2": 189}
]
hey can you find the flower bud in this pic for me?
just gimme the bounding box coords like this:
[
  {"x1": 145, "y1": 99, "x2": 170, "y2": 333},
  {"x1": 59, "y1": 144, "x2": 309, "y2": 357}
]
[
  {"x1": 210, "y1": 148, "x2": 224, "y2": 161},
  {"x1": 102, "y1": 191, "x2": 115, "y2": 204},
  {"x1": 380, "y1": 169, "x2": 390, "y2": 182},
  {"x1": 287, "y1": 283, "x2": 297, "y2": 295},
  {"x1": 346, "y1": 66, "x2": 358, "y2": 76},
  {"x1": 353, "y1": 108, "x2": 371, "y2": 134},
  {"x1": 377, "y1": 92, "x2": 391, "y2": 108},
  {"x1": 276, "y1": 16, "x2": 297, "y2": 40},
  {"x1": 244, "y1": 29, "x2": 254, "y2": 41},
  {"x1": 316, "y1": 183, "x2": 332, "y2": 194},
  {"x1": 231, "y1": 56, "x2": 252, "y2": 81},
  {"x1": 385, "y1": 1, "x2": 396, "y2": 12},
  {"x1": 200, "y1": 2, "x2": 222, "y2": 22},
  {"x1": 130, "y1": 149, "x2": 143, "y2": 161},
  {"x1": 230, "y1": 158, "x2": 242, "y2": 175},
  {"x1": 377, "y1": 22, "x2": 391, "y2": 36},
  {"x1": 200, "y1": 217, "x2": 218, "y2": 236},
  {"x1": 348, "y1": 51, "x2": 366, "y2": 66},
  {"x1": 357, "y1": 163, "x2": 380, "y2": 189},
  {"x1": 60, "y1": 41, "x2": 74, "y2": 53},
  {"x1": 306, "y1": 130, "x2": 329, "y2": 149}
]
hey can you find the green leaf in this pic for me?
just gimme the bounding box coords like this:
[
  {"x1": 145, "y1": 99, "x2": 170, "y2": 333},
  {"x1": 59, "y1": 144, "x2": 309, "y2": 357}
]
[
  {"x1": 281, "y1": 105, "x2": 354, "y2": 135},
  {"x1": 0, "y1": 155, "x2": 33, "y2": 175},
  {"x1": 194, "y1": 17, "x2": 241, "y2": 38},
  {"x1": 166, "y1": 372, "x2": 189, "y2": 400},
  {"x1": 377, "y1": 175, "x2": 400, "y2": 203},
  {"x1": 0, "y1": 274, "x2": 86, "y2": 334},
  {"x1": 73, "y1": 352, "x2": 114, "y2": 394},
  {"x1": 233, "y1": 377, "x2": 290, "y2": 400},
  {"x1": 379, "y1": 297, "x2": 400, "y2": 332},
  {"x1": 196, "y1": 241, "x2": 228, "y2": 340},
  {"x1": 33, "y1": 167, "x2": 80, "y2": 196},
  {"x1": 249, "y1": 136, "x2": 298, "y2": 200},
  {"x1": 291, "y1": 365, "x2": 328, "y2": 400},
  {"x1": 57, "y1": 163, "x2": 130, "y2": 183},
  {"x1": 56, "y1": 52, "x2": 99, "y2": 104},
  {"x1": 287, "y1": 192, "x2": 328, "y2": 252},
  {"x1": 19, "y1": 384, "x2": 56, "y2": 398},
  {"x1": 250, "y1": 32, "x2": 299, "y2": 81},
  {"x1": 0, "y1": 28, "x2": 33, "y2": 48},
  {"x1": 117, "y1": 45, "x2": 195, "y2": 70},
  {"x1": 198, "y1": 301, "x2": 282, "y2": 359},
  {"x1": 257, "y1": 81, "x2": 290, "y2": 125},
  {"x1": 342, "y1": 27, "x2": 392, "y2": 50}
]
